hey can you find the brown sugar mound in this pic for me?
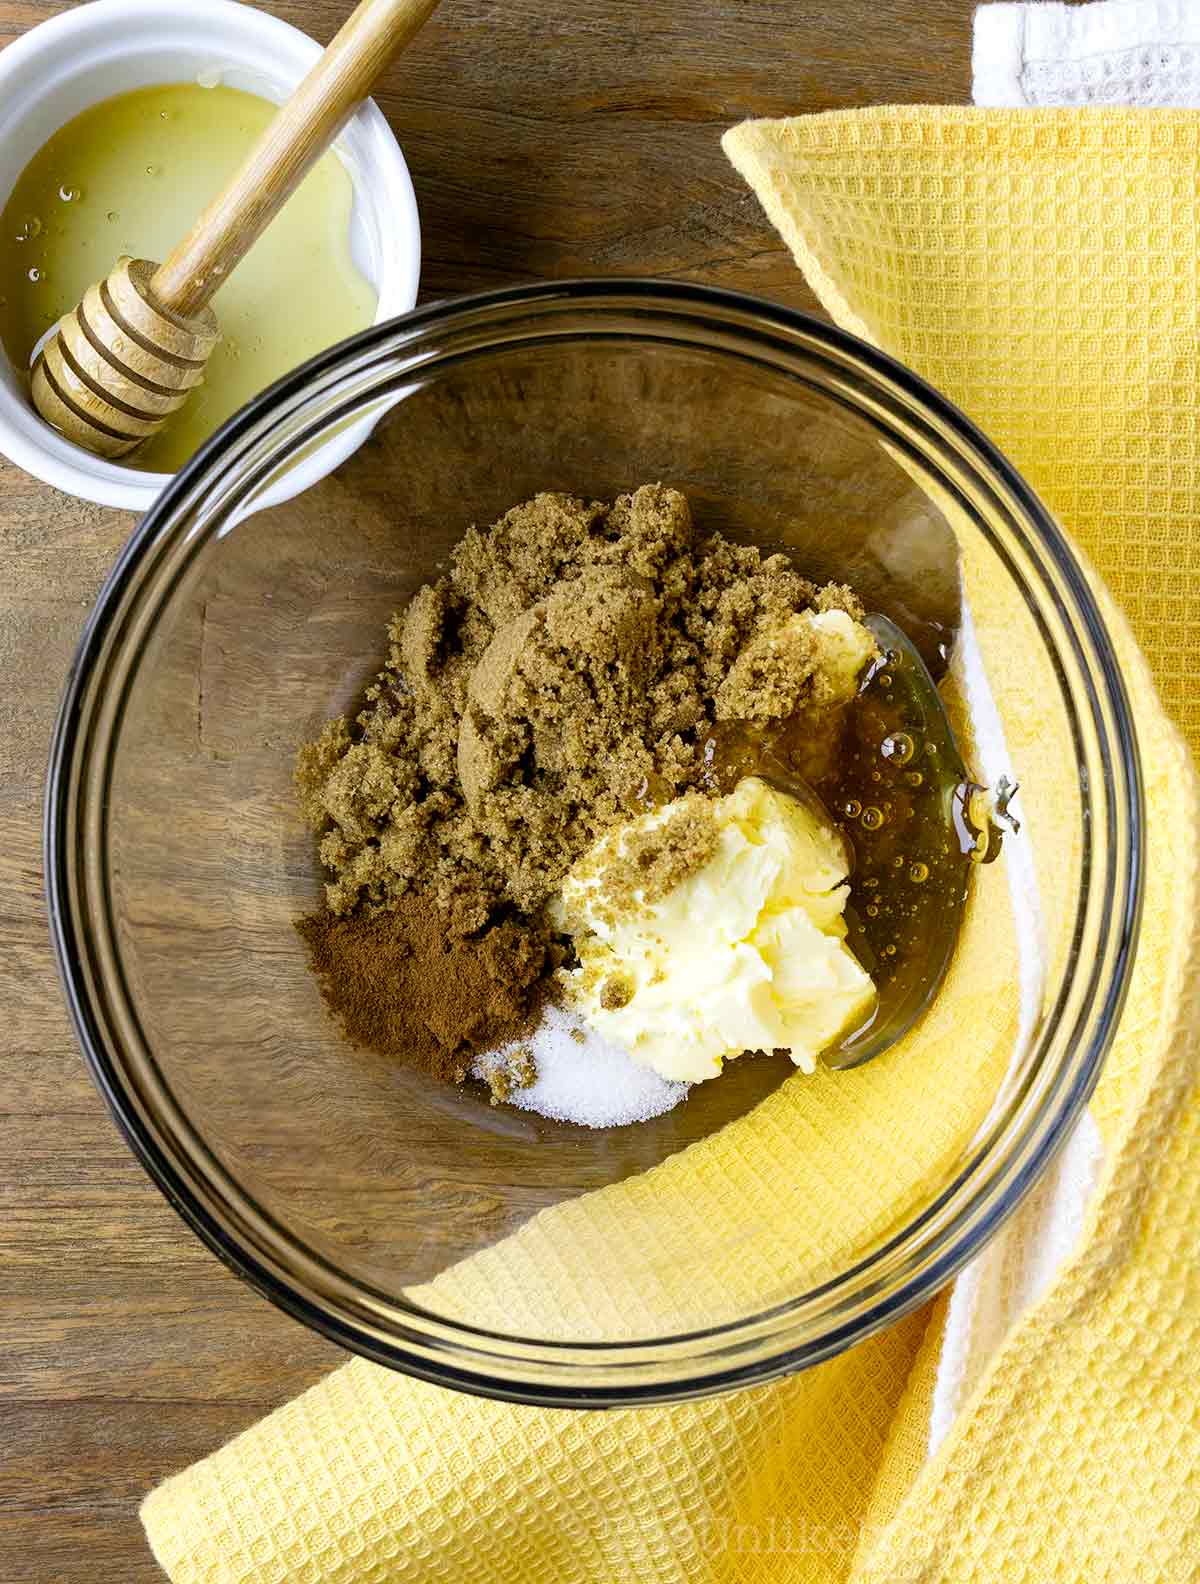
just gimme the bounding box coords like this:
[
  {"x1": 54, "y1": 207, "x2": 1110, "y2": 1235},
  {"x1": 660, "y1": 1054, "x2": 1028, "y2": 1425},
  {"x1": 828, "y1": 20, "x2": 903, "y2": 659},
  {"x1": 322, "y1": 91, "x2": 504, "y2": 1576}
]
[
  {"x1": 297, "y1": 897, "x2": 552, "y2": 1082},
  {"x1": 296, "y1": 484, "x2": 865, "y2": 931}
]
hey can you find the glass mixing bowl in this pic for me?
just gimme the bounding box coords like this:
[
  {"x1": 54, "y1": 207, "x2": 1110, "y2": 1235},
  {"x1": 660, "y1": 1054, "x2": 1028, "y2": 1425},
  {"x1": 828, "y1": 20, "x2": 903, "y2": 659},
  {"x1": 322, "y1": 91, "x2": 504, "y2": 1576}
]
[{"x1": 46, "y1": 282, "x2": 1141, "y2": 1405}]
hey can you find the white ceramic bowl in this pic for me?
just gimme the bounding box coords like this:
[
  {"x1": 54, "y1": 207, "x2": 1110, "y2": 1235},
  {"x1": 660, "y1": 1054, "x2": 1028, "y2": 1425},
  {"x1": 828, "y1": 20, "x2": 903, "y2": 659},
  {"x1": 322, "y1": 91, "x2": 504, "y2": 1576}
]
[{"x1": 0, "y1": 0, "x2": 420, "y2": 511}]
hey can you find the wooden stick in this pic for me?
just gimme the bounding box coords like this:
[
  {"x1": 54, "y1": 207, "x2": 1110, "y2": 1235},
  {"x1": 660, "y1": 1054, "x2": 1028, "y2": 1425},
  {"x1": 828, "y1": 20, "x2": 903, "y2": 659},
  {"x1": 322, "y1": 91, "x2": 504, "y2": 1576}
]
[{"x1": 151, "y1": 0, "x2": 440, "y2": 318}]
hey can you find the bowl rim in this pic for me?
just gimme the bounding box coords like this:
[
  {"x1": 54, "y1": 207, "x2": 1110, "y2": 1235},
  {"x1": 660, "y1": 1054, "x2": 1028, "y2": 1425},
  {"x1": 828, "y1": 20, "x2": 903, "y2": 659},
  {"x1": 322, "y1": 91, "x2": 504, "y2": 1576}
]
[{"x1": 45, "y1": 279, "x2": 1144, "y2": 1405}]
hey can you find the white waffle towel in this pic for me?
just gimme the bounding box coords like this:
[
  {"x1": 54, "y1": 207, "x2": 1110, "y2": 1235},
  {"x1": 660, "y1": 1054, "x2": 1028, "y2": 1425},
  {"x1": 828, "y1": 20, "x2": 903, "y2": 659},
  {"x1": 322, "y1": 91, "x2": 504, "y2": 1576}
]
[{"x1": 974, "y1": 0, "x2": 1200, "y2": 106}]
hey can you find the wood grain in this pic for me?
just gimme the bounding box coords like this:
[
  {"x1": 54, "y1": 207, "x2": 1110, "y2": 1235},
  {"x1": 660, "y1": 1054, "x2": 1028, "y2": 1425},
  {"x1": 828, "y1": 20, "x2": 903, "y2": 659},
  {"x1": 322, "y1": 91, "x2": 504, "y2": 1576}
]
[{"x1": 0, "y1": 2, "x2": 972, "y2": 1576}]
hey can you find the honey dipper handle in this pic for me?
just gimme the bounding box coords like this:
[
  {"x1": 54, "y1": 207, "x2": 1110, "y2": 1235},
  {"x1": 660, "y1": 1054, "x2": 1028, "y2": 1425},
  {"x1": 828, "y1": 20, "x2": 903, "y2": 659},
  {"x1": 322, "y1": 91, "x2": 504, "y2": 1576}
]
[{"x1": 150, "y1": 0, "x2": 439, "y2": 318}]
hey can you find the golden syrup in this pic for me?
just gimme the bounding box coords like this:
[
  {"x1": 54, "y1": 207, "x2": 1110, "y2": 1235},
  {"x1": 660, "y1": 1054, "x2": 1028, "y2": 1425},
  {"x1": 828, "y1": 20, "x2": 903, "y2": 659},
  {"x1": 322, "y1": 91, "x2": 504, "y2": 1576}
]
[
  {"x1": 0, "y1": 84, "x2": 377, "y2": 472},
  {"x1": 702, "y1": 614, "x2": 977, "y2": 1064}
]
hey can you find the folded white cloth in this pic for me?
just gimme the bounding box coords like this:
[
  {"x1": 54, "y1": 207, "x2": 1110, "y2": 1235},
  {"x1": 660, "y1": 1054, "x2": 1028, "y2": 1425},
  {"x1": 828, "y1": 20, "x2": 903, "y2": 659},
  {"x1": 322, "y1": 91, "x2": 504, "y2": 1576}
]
[{"x1": 974, "y1": 0, "x2": 1200, "y2": 106}]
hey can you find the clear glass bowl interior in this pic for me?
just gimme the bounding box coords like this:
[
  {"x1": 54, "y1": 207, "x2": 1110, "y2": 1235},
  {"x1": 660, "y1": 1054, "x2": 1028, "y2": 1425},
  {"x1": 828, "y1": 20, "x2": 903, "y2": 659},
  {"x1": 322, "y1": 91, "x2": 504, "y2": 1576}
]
[{"x1": 48, "y1": 285, "x2": 1141, "y2": 1404}]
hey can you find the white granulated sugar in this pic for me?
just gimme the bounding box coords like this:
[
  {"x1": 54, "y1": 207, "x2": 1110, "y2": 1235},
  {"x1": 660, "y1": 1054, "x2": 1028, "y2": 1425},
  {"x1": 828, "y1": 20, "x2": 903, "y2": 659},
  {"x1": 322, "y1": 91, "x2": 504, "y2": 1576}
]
[{"x1": 474, "y1": 1002, "x2": 687, "y2": 1128}]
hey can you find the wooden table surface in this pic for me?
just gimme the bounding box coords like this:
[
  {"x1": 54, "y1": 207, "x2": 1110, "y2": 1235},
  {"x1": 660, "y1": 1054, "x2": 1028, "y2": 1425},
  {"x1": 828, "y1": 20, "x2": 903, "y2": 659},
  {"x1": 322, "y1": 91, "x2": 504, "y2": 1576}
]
[{"x1": 0, "y1": 2, "x2": 971, "y2": 1575}]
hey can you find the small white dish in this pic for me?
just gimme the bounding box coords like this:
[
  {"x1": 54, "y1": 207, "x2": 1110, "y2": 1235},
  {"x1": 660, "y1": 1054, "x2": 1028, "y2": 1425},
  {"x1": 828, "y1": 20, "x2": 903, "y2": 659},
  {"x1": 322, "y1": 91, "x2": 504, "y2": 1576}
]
[{"x1": 0, "y1": 0, "x2": 420, "y2": 511}]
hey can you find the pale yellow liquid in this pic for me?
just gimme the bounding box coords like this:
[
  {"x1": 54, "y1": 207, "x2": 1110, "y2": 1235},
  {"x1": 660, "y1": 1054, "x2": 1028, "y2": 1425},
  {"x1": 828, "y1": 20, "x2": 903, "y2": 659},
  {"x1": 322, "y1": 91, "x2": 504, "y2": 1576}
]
[{"x1": 0, "y1": 84, "x2": 378, "y2": 473}]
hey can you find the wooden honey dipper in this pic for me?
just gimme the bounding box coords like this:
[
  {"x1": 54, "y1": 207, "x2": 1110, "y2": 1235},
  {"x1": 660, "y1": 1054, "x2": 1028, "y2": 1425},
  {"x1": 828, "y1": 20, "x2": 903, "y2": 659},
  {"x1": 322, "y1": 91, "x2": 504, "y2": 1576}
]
[{"x1": 32, "y1": 0, "x2": 439, "y2": 460}]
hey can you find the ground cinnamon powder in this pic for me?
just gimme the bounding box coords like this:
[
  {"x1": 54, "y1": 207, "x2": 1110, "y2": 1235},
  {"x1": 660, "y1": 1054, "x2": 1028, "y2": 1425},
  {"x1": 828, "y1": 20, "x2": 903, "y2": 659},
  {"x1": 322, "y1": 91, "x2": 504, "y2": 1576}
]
[{"x1": 296, "y1": 896, "x2": 551, "y2": 1082}]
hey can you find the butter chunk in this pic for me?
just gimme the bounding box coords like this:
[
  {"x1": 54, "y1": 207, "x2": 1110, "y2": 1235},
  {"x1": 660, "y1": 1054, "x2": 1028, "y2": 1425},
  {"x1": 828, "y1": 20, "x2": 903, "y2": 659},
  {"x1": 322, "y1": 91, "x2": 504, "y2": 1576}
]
[
  {"x1": 805, "y1": 608, "x2": 878, "y2": 702},
  {"x1": 558, "y1": 776, "x2": 876, "y2": 1083}
]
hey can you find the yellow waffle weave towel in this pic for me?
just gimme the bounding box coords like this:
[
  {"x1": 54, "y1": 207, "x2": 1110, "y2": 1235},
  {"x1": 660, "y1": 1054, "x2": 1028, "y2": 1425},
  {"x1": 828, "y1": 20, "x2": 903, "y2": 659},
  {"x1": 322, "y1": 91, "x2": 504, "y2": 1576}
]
[{"x1": 143, "y1": 109, "x2": 1200, "y2": 1583}]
